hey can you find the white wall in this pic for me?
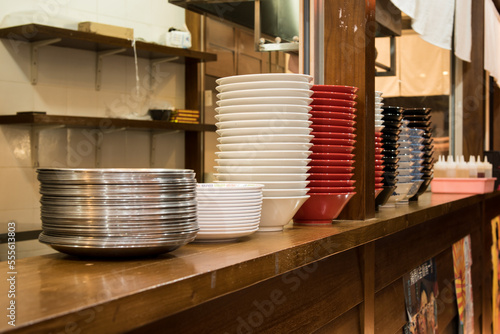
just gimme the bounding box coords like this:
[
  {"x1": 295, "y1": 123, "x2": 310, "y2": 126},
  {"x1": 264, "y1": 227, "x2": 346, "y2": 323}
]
[{"x1": 0, "y1": 0, "x2": 188, "y2": 244}]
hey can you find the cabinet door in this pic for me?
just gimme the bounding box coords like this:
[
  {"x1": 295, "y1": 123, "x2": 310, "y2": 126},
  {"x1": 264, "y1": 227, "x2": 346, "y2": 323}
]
[
  {"x1": 236, "y1": 30, "x2": 263, "y2": 75},
  {"x1": 206, "y1": 18, "x2": 236, "y2": 78}
]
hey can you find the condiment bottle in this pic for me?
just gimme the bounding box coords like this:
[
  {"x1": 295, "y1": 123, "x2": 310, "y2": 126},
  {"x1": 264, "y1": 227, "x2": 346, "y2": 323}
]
[
  {"x1": 477, "y1": 155, "x2": 485, "y2": 178},
  {"x1": 468, "y1": 155, "x2": 477, "y2": 178},
  {"x1": 434, "y1": 155, "x2": 446, "y2": 178},
  {"x1": 446, "y1": 155, "x2": 457, "y2": 178},
  {"x1": 456, "y1": 155, "x2": 469, "y2": 178},
  {"x1": 485, "y1": 156, "x2": 493, "y2": 178}
]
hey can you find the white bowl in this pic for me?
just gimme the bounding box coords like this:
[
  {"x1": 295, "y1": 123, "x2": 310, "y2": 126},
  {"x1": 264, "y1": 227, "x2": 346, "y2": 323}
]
[
  {"x1": 216, "y1": 127, "x2": 313, "y2": 137},
  {"x1": 259, "y1": 195, "x2": 310, "y2": 231},
  {"x1": 216, "y1": 119, "x2": 312, "y2": 129},
  {"x1": 196, "y1": 183, "x2": 264, "y2": 191},
  {"x1": 398, "y1": 161, "x2": 415, "y2": 169},
  {"x1": 214, "y1": 165, "x2": 310, "y2": 174},
  {"x1": 194, "y1": 228, "x2": 259, "y2": 241},
  {"x1": 215, "y1": 173, "x2": 309, "y2": 182},
  {"x1": 216, "y1": 73, "x2": 313, "y2": 85},
  {"x1": 215, "y1": 150, "x2": 312, "y2": 159},
  {"x1": 397, "y1": 168, "x2": 414, "y2": 176},
  {"x1": 215, "y1": 112, "x2": 312, "y2": 122},
  {"x1": 375, "y1": 102, "x2": 384, "y2": 108},
  {"x1": 217, "y1": 142, "x2": 313, "y2": 152},
  {"x1": 197, "y1": 198, "x2": 262, "y2": 205},
  {"x1": 199, "y1": 225, "x2": 260, "y2": 232},
  {"x1": 215, "y1": 180, "x2": 309, "y2": 189},
  {"x1": 215, "y1": 104, "x2": 312, "y2": 114},
  {"x1": 198, "y1": 212, "x2": 261, "y2": 220},
  {"x1": 215, "y1": 158, "x2": 311, "y2": 167},
  {"x1": 217, "y1": 134, "x2": 313, "y2": 144},
  {"x1": 216, "y1": 97, "x2": 313, "y2": 107},
  {"x1": 396, "y1": 175, "x2": 414, "y2": 183},
  {"x1": 375, "y1": 91, "x2": 383, "y2": 97},
  {"x1": 375, "y1": 97, "x2": 383, "y2": 103},
  {"x1": 217, "y1": 88, "x2": 313, "y2": 100},
  {"x1": 216, "y1": 81, "x2": 313, "y2": 93},
  {"x1": 385, "y1": 182, "x2": 414, "y2": 205},
  {"x1": 262, "y1": 188, "x2": 310, "y2": 197}
]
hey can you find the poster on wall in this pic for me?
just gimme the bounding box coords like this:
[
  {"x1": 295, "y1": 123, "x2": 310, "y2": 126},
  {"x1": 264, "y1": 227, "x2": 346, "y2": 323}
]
[
  {"x1": 452, "y1": 235, "x2": 474, "y2": 333},
  {"x1": 403, "y1": 259, "x2": 439, "y2": 334},
  {"x1": 491, "y1": 216, "x2": 500, "y2": 333}
]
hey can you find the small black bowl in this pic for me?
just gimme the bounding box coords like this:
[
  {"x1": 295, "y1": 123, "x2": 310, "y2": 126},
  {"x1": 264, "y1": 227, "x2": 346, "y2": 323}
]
[
  {"x1": 403, "y1": 114, "x2": 431, "y2": 121},
  {"x1": 422, "y1": 138, "x2": 434, "y2": 145},
  {"x1": 149, "y1": 109, "x2": 173, "y2": 121},
  {"x1": 382, "y1": 156, "x2": 400, "y2": 164},
  {"x1": 382, "y1": 121, "x2": 402, "y2": 129},
  {"x1": 407, "y1": 120, "x2": 432, "y2": 128}
]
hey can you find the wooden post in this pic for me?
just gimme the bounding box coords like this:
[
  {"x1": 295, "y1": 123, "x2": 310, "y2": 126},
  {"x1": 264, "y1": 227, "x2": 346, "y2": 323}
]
[
  {"x1": 324, "y1": 0, "x2": 376, "y2": 220},
  {"x1": 462, "y1": 0, "x2": 485, "y2": 158}
]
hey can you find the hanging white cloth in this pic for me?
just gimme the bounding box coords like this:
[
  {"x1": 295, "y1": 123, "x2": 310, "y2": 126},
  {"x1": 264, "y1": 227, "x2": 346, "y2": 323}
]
[
  {"x1": 391, "y1": 0, "x2": 455, "y2": 50},
  {"x1": 454, "y1": 0, "x2": 472, "y2": 62},
  {"x1": 485, "y1": 0, "x2": 500, "y2": 85}
]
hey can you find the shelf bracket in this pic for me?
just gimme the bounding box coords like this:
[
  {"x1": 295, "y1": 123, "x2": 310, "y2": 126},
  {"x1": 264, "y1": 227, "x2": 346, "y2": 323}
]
[
  {"x1": 31, "y1": 38, "x2": 62, "y2": 85},
  {"x1": 149, "y1": 57, "x2": 179, "y2": 91},
  {"x1": 95, "y1": 48, "x2": 127, "y2": 91}
]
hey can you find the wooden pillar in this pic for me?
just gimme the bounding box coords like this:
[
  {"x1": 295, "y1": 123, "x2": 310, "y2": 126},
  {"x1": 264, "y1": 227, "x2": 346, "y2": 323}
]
[
  {"x1": 324, "y1": 0, "x2": 376, "y2": 220},
  {"x1": 360, "y1": 242, "x2": 375, "y2": 334},
  {"x1": 462, "y1": 0, "x2": 485, "y2": 158}
]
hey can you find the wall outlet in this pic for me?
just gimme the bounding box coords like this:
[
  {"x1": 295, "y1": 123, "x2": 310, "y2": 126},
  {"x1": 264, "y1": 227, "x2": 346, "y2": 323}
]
[{"x1": 204, "y1": 90, "x2": 213, "y2": 107}]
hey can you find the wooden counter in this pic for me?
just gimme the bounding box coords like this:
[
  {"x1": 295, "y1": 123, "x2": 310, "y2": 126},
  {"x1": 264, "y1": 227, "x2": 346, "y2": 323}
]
[{"x1": 2, "y1": 192, "x2": 500, "y2": 333}]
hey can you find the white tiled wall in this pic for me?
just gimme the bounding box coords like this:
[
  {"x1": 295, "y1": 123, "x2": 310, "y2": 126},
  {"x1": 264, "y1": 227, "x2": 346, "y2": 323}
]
[{"x1": 0, "y1": 1, "x2": 187, "y2": 240}]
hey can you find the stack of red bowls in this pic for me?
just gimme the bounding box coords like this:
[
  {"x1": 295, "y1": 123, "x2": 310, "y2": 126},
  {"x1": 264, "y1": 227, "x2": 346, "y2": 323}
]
[
  {"x1": 293, "y1": 84, "x2": 358, "y2": 225},
  {"x1": 375, "y1": 131, "x2": 384, "y2": 198}
]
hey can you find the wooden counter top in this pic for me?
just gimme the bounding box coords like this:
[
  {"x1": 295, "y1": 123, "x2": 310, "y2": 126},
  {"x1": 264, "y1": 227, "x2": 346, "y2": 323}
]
[{"x1": 1, "y1": 192, "x2": 497, "y2": 333}]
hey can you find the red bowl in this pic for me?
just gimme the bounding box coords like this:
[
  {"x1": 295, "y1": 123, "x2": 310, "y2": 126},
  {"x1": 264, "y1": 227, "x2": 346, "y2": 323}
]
[
  {"x1": 310, "y1": 110, "x2": 357, "y2": 120},
  {"x1": 375, "y1": 159, "x2": 384, "y2": 166},
  {"x1": 308, "y1": 159, "x2": 355, "y2": 166},
  {"x1": 310, "y1": 152, "x2": 355, "y2": 160},
  {"x1": 311, "y1": 138, "x2": 356, "y2": 146},
  {"x1": 375, "y1": 147, "x2": 383, "y2": 154},
  {"x1": 375, "y1": 142, "x2": 383, "y2": 147},
  {"x1": 308, "y1": 187, "x2": 356, "y2": 193},
  {"x1": 375, "y1": 165, "x2": 384, "y2": 171},
  {"x1": 375, "y1": 176, "x2": 384, "y2": 183},
  {"x1": 312, "y1": 98, "x2": 357, "y2": 108},
  {"x1": 310, "y1": 124, "x2": 355, "y2": 133},
  {"x1": 375, "y1": 131, "x2": 383, "y2": 136},
  {"x1": 311, "y1": 145, "x2": 355, "y2": 154},
  {"x1": 307, "y1": 173, "x2": 354, "y2": 183},
  {"x1": 311, "y1": 180, "x2": 356, "y2": 187},
  {"x1": 311, "y1": 91, "x2": 357, "y2": 100},
  {"x1": 310, "y1": 117, "x2": 356, "y2": 127},
  {"x1": 375, "y1": 170, "x2": 384, "y2": 177},
  {"x1": 308, "y1": 165, "x2": 355, "y2": 174},
  {"x1": 312, "y1": 84, "x2": 359, "y2": 94},
  {"x1": 375, "y1": 154, "x2": 383, "y2": 160},
  {"x1": 310, "y1": 105, "x2": 357, "y2": 113},
  {"x1": 311, "y1": 131, "x2": 357, "y2": 139},
  {"x1": 375, "y1": 188, "x2": 383, "y2": 198},
  {"x1": 375, "y1": 183, "x2": 384, "y2": 188},
  {"x1": 293, "y1": 192, "x2": 356, "y2": 225}
]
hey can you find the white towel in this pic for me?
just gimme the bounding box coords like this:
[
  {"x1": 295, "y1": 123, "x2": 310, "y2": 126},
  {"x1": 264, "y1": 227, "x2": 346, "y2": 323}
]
[
  {"x1": 455, "y1": 0, "x2": 472, "y2": 62},
  {"x1": 485, "y1": 0, "x2": 500, "y2": 85},
  {"x1": 391, "y1": 0, "x2": 455, "y2": 50}
]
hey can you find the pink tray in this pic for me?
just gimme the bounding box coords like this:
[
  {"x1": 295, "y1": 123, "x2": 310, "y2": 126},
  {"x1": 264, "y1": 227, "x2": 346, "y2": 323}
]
[{"x1": 431, "y1": 177, "x2": 496, "y2": 194}]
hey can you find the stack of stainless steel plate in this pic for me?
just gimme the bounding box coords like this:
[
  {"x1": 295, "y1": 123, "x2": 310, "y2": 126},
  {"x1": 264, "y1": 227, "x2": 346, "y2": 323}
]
[{"x1": 37, "y1": 168, "x2": 198, "y2": 257}]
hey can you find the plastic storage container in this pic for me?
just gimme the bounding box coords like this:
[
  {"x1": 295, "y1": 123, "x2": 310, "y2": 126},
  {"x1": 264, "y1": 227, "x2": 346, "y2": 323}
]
[{"x1": 431, "y1": 177, "x2": 497, "y2": 194}]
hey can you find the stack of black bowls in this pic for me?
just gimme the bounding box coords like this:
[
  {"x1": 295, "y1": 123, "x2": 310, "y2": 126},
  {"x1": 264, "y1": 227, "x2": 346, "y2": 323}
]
[
  {"x1": 402, "y1": 108, "x2": 434, "y2": 198},
  {"x1": 375, "y1": 106, "x2": 403, "y2": 208}
]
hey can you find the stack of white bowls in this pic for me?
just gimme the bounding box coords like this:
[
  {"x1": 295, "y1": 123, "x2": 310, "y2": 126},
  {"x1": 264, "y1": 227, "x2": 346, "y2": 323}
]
[
  {"x1": 214, "y1": 73, "x2": 314, "y2": 232},
  {"x1": 375, "y1": 91, "x2": 384, "y2": 131},
  {"x1": 196, "y1": 183, "x2": 264, "y2": 242}
]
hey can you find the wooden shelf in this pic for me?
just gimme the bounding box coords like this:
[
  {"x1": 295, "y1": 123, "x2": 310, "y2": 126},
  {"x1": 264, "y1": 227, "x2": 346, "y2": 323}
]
[
  {"x1": 0, "y1": 113, "x2": 216, "y2": 132},
  {"x1": 0, "y1": 24, "x2": 217, "y2": 62}
]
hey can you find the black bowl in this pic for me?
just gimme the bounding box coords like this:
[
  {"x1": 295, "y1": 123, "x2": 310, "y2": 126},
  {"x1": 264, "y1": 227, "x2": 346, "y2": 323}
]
[
  {"x1": 382, "y1": 106, "x2": 405, "y2": 113},
  {"x1": 382, "y1": 128, "x2": 402, "y2": 136},
  {"x1": 382, "y1": 156, "x2": 400, "y2": 164},
  {"x1": 403, "y1": 114, "x2": 431, "y2": 121},
  {"x1": 422, "y1": 138, "x2": 434, "y2": 145},
  {"x1": 376, "y1": 186, "x2": 397, "y2": 208},
  {"x1": 383, "y1": 149, "x2": 399, "y2": 156},
  {"x1": 407, "y1": 120, "x2": 432, "y2": 128},
  {"x1": 403, "y1": 107, "x2": 431, "y2": 116},
  {"x1": 148, "y1": 109, "x2": 173, "y2": 121},
  {"x1": 381, "y1": 113, "x2": 403, "y2": 121},
  {"x1": 382, "y1": 121, "x2": 402, "y2": 129},
  {"x1": 382, "y1": 143, "x2": 400, "y2": 151}
]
